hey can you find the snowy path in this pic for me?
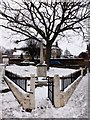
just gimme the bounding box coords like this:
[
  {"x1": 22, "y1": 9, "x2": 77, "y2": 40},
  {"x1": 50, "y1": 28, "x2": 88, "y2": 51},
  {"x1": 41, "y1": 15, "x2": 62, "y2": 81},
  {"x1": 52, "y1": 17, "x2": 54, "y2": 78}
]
[{"x1": 0, "y1": 65, "x2": 88, "y2": 118}]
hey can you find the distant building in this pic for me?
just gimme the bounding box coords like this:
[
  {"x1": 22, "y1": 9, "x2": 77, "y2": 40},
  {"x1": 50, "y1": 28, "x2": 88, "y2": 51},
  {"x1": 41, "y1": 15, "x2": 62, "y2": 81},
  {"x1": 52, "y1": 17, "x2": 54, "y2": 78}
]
[
  {"x1": 64, "y1": 49, "x2": 73, "y2": 58},
  {"x1": 43, "y1": 43, "x2": 62, "y2": 59},
  {"x1": 5, "y1": 48, "x2": 16, "y2": 58},
  {"x1": 13, "y1": 50, "x2": 23, "y2": 58},
  {"x1": 51, "y1": 45, "x2": 62, "y2": 58},
  {"x1": 15, "y1": 42, "x2": 62, "y2": 60}
]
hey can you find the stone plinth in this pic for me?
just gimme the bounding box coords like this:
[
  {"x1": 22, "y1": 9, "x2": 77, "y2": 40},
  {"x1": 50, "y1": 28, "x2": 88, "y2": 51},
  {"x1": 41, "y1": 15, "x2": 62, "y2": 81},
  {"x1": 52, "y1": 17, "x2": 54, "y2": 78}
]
[{"x1": 36, "y1": 64, "x2": 47, "y2": 77}]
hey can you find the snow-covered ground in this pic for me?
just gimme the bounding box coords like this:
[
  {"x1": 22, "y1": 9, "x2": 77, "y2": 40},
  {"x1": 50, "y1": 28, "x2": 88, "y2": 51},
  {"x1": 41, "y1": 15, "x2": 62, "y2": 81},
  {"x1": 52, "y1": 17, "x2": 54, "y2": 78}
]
[
  {"x1": 5, "y1": 64, "x2": 79, "y2": 92},
  {"x1": 0, "y1": 65, "x2": 88, "y2": 118},
  {"x1": 6, "y1": 64, "x2": 77, "y2": 77}
]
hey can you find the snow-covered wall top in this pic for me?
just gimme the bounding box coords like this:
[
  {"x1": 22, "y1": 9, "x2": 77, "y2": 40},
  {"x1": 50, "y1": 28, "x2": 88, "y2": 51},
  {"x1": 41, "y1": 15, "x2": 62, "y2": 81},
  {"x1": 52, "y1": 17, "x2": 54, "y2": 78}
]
[{"x1": 6, "y1": 64, "x2": 76, "y2": 77}]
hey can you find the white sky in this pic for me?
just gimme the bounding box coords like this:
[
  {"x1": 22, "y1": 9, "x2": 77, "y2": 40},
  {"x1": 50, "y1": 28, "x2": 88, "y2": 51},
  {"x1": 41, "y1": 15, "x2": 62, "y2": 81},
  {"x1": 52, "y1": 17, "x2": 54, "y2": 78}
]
[
  {"x1": 0, "y1": 0, "x2": 88, "y2": 55},
  {"x1": 0, "y1": 27, "x2": 87, "y2": 56}
]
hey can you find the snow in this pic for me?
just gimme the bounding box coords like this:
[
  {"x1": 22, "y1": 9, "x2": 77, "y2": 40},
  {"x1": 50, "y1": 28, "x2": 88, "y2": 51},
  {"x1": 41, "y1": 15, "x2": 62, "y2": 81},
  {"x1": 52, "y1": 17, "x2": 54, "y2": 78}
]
[
  {"x1": 5, "y1": 65, "x2": 77, "y2": 92},
  {"x1": 6, "y1": 64, "x2": 76, "y2": 77},
  {"x1": 0, "y1": 64, "x2": 88, "y2": 118}
]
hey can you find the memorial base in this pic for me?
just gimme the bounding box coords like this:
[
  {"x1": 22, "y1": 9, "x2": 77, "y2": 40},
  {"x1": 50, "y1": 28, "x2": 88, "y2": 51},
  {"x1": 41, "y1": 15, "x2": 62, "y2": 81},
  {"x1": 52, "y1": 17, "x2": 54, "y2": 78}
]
[{"x1": 36, "y1": 64, "x2": 47, "y2": 77}]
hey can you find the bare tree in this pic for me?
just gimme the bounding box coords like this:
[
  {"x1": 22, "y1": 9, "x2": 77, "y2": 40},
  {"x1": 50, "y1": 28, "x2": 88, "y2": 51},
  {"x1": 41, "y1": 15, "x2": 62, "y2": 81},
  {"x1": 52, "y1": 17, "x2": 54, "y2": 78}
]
[
  {"x1": 0, "y1": 0, "x2": 90, "y2": 69},
  {"x1": 24, "y1": 40, "x2": 40, "y2": 60},
  {"x1": 87, "y1": 43, "x2": 90, "y2": 57}
]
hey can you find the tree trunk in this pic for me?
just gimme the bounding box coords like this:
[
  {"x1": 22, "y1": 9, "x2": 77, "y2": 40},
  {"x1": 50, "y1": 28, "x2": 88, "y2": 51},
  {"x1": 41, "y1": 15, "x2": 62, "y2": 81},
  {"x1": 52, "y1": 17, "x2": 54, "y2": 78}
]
[{"x1": 45, "y1": 43, "x2": 52, "y2": 70}]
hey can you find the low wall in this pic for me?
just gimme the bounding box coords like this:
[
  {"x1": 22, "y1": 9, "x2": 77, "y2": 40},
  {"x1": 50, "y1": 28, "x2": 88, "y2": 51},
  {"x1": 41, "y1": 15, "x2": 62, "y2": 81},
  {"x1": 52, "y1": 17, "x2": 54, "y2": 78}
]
[
  {"x1": 4, "y1": 66, "x2": 85, "y2": 110},
  {"x1": 59, "y1": 75, "x2": 83, "y2": 107},
  {"x1": 4, "y1": 75, "x2": 35, "y2": 111},
  {"x1": 53, "y1": 68, "x2": 84, "y2": 107}
]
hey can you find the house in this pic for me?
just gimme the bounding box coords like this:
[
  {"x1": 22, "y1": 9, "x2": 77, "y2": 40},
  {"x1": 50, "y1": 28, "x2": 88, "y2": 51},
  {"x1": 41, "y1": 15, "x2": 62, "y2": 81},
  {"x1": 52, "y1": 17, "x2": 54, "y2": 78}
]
[
  {"x1": 43, "y1": 45, "x2": 62, "y2": 59},
  {"x1": 14, "y1": 42, "x2": 62, "y2": 61},
  {"x1": 13, "y1": 50, "x2": 23, "y2": 58},
  {"x1": 5, "y1": 48, "x2": 16, "y2": 58}
]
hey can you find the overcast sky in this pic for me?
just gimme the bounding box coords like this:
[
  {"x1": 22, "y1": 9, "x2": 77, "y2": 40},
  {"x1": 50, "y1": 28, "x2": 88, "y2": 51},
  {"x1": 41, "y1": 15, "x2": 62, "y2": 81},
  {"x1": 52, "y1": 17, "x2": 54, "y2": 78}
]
[
  {"x1": 0, "y1": 27, "x2": 87, "y2": 56},
  {"x1": 0, "y1": 0, "x2": 88, "y2": 55}
]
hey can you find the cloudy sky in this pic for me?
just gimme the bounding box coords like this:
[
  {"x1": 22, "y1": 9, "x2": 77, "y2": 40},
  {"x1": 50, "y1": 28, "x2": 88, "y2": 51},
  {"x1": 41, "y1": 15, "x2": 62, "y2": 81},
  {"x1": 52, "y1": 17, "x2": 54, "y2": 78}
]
[
  {"x1": 0, "y1": 27, "x2": 87, "y2": 56},
  {"x1": 58, "y1": 32, "x2": 87, "y2": 55},
  {"x1": 0, "y1": 0, "x2": 88, "y2": 55}
]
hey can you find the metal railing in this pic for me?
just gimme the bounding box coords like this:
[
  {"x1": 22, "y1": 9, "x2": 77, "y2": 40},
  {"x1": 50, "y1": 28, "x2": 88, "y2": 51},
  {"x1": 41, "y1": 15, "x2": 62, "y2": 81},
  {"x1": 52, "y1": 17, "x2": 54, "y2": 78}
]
[
  {"x1": 83, "y1": 67, "x2": 87, "y2": 76},
  {"x1": 5, "y1": 67, "x2": 87, "y2": 92},
  {"x1": 60, "y1": 67, "x2": 87, "y2": 91},
  {"x1": 48, "y1": 79, "x2": 54, "y2": 105},
  {"x1": 5, "y1": 70, "x2": 29, "y2": 92}
]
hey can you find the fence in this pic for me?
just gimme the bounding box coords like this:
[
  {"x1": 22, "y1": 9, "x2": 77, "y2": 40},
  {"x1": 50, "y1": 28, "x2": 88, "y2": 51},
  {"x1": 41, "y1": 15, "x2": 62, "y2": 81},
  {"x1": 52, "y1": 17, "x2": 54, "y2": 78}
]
[
  {"x1": 5, "y1": 66, "x2": 87, "y2": 109},
  {"x1": 48, "y1": 67, "x2": 87, "y2": 96},
  {"x1": 5, "y1": 70, "x2": 29, "y2": 92},
  {"x1": 47, "y1": 67, "x2": 87, "y2": 107},
  {"x1": 4, "y1": 71, "x2": 35, "y2": 110},
  {"x1": 48, "y1": 78, "x2": 54, "y2": 105},
  {"x1": 83, "y1": 67, "x2": 87, "y2": 76},
  {"x1": 60, "y1": 67, "x2": 87, "y2": 91}
]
